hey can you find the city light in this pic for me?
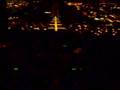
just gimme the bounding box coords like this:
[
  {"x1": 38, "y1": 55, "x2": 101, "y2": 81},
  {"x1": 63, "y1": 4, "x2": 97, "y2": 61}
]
[
  {"x1": 118, "y1": 28, "x2": 120, "y2": 30},
  {"x1": 21, "y1": 27, "x2": 25, "y2": 31},
  {"x1": 7, "y1": 1, "x2": 29, "y2": 8},
  {"x1": 44, "y1": 11, "x2": 51, "y2": 14},
  {"x1": 13, "y1": 67, "x2": 19, "y2": 71},
  {"x1": 106, "y1": 18, "x2": 114, "y2": 23},
  {"x1": 67, "y1": 2, "x2": 72, "y2": 6},
  {"x1": 94, "y1": 18, "x2": 100, "y2": 21},
  {"x1": 48, "y1": 16, "x2": 66, "y2": 31},
  {"x1": 8, "y1": 27, "x2": 11, "y2": 30},
  {"x1": 100, "y1": 18, "x2": 105, "y2": 21},
  {"x1": 91, "y1": 30, "x2": 94, "y2": 33},
  {"x1": 105, "y1": 29, "x2": 108, "y2": 32},
  {"x1": 75, "y1": 29, "x2": 79, "y2": 31},
  {"x1": 6, "y1": 1, "x2": 120, "y2": 36},
  {"x1": 112, "y1": 33, "x2": 116, "y2": 36},
  {"x1": 54, "y1": 16, "x2": 58, "y2": 32},
  {"x1": 30, "y1": 26, "x2": 33, "y2": 28},
  {"x1": 72, "y1": 68, "x2": 77, "y2": 71},
  {"x1": 44, "y1": 28, "x2": 47, "y2": 31}
]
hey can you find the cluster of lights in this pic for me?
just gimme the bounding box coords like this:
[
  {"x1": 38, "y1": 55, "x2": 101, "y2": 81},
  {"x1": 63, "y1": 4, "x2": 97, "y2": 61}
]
[
  {"x1": 8, "y1": 17, "x2": 49, "y2": 31},
  {"x1": 8, "y1": 15, "x2": 46, "y2": 31},
  {"x1": 7, "y1": 2, "x2": 120, "y2": 35},
  {"x1": 8, "y1": 16, "x2": 19, "y2": 20},
  {"x1": 82, "y1": 4, "x2": 90, "y2": 9},
  {"x1": 81, "y1": 3, "x2": 120, "y2": 24},
  {"x1": 112, "y1": 28, "x2": 118, "y2": 36},
  {"x1": 29, "y1": 23, "x2": 41, "y2": 30},
  {"x1": 88, "y1": 11, "x2": 97, "y2": 18},
  {"x1": 7, "y1": 1, "x2": 29, "y2": 8},
  {"x1": 93, "y1": 27, "x2": 104, "y2": 36},
  {"x1": 92, "y1": 26, "x2": 120, "y2": 36},
  {"x1": 66, "y1": 2, "x2": 82, "y2": 6},
  {"x1": 8, "y1": 21, "x2": 48, "y2": 31},
  {"x1": 66, "y1": 2, "x2": 82, "y2": 10},
  {"x1": 99, "y1": 3, "x2": 120, "y2": 10},
  {"x1": 8, "y1": 21, "x2": 120, "y2": 37},
  {"x1": 69, "y1": 23, "x2": 89, "y2": 33},
  {"x1": 8, "y1": 16, "x2": 120, "y2": 36},
  {"x1": 75, "y1": 24, "x2": 82, "y2": 32},
  {"x1": 111, "y1": 6, "x2": 120, "y2": 10},
  {"x1": 92, "y1": 14, "x2": 111, "y2": 22}
]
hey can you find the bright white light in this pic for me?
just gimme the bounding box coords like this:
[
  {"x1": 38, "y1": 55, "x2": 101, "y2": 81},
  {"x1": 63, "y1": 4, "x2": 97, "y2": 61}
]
[
  {"x1": 84, "y1": 25, "x2": 87, "y2": 28},
  {"x1": 14, "y1": 4, "x2": 19, "y2": 7},
  {"x1": 98, "y1": 30, "x2": 101, "y2": 32},
  {"x1": 90, "y1": 11, "x2": 93, "y2": 14},
  {"x1": 112, "y1": 33, "x2": 116, "y2": 36},
  {"x1": 76, "y1": 6, "x2": 80, "y2": 10},
  {"x1": 94, "y1": 18, "x2": 99, "y2": 20},
  {"x1": 13, "y1": 67, "x2": 19, "y2": 71},
  {"x1": 44, "y1": 28, "x2": 47, "y2": 31},
  {"x1": 78, "y1": 25, "x2": 81, "y2": 27},
  {"x1": 109, "y1": 15, "x2": 115, "y2": 18},
  {"x1": 44, "y1": 11, "x2": 51, "y2": 14},
  {"x1": 8, "y1": 27, "x2": 11, "y2": 30},
  {"x1": 117, "y1": 7, "x2": 120, "y2": 9},
  {"x1": 21, "y1": 27, "x2": 25, "y2": 30},
  {"x1": 34, "y1": 27, "x2": 40, "y2": 30},
  {"x1": 30, "y1": 26, "x2": 33, "y2": 28},
  {"x1": 97, "y1": 27, "x2": 100, "y2": 29},
  {"x1": 67, "y1": 2, "x2": 72, "y2": 6},
  {"x1": 113, "y1": 6, "x2": 116, "y2": 9},
  {"x1": 100, "y1": 18, "x2": 104, "y2": 20},
  {"x1": 8, "y1": 17, "x2": 12, "y2": 20},
  {"x1": 104, "y1": 15, "x2": 107, "y2": 17}
]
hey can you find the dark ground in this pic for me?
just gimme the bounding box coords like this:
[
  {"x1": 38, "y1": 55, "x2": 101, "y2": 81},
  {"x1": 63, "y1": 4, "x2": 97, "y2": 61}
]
[{"x1": 1, "y1": 31, "x2": 120, "y2": 90}]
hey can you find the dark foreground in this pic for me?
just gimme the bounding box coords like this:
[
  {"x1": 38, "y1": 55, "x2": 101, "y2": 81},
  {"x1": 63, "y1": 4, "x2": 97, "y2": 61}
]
[{"x1": 1, "y1": 32, "x2": 120, "y2": 90}]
